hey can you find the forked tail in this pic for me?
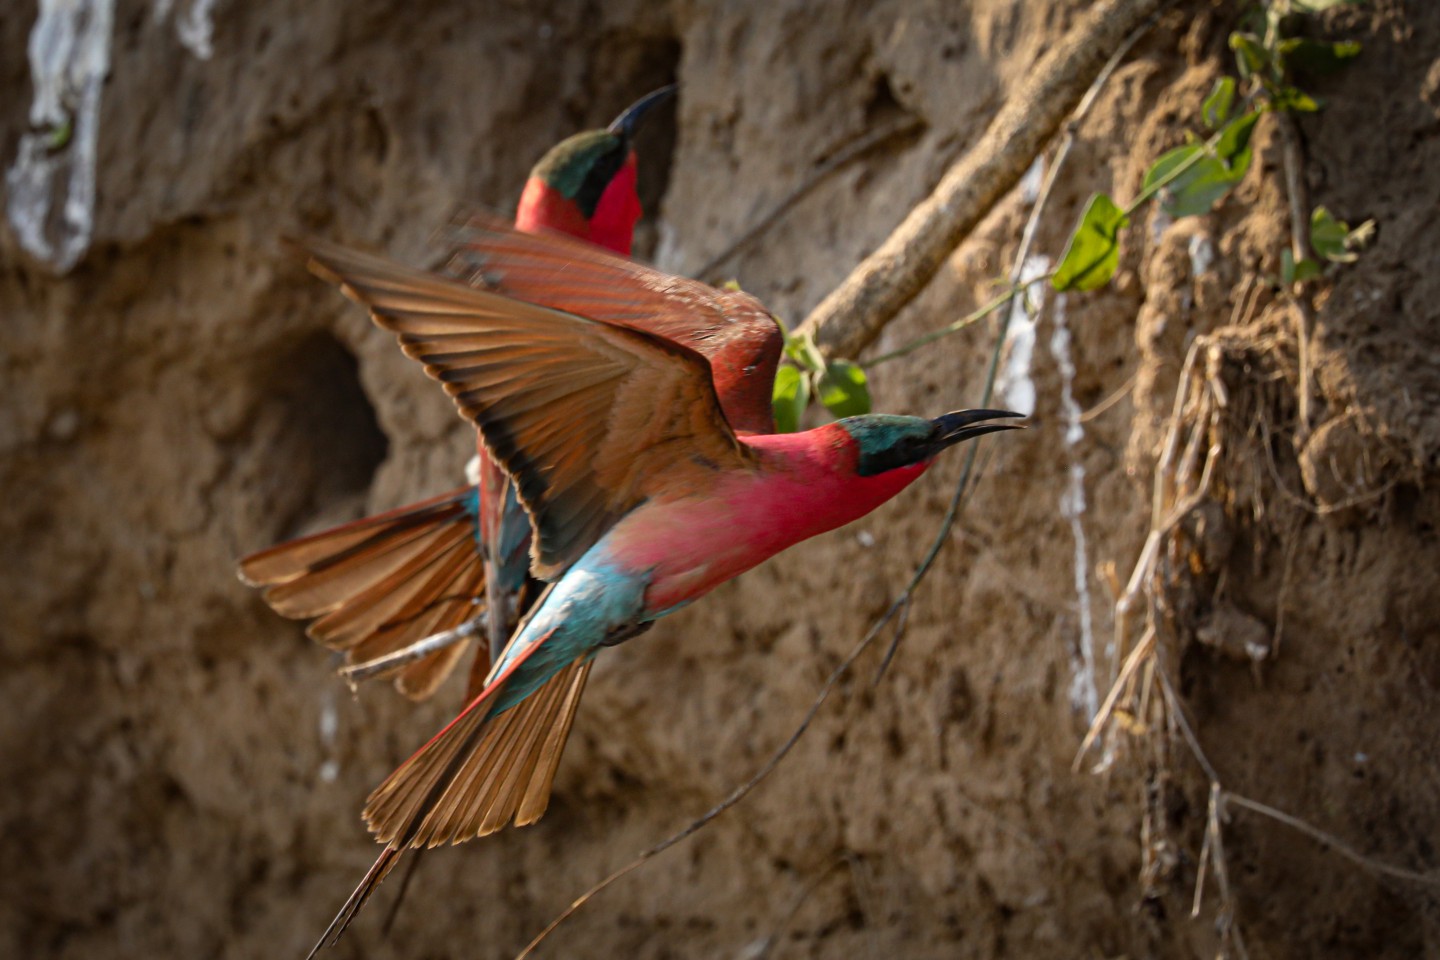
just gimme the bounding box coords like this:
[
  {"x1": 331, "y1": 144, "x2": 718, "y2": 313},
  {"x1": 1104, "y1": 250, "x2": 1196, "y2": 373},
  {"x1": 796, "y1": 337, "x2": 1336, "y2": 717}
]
[{"x1": 305, "y1": 657, "x2": 593, "y2": 954}]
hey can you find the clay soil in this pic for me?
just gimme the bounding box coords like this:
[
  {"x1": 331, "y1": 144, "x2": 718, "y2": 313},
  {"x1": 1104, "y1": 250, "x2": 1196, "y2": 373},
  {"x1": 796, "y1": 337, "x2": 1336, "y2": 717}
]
[{"x1": 3, "y1": 1, "x2": 1439, "y2": 958}]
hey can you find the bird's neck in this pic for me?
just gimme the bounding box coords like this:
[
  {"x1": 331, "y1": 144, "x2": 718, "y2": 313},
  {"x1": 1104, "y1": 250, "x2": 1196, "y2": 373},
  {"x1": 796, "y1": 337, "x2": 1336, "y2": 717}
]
[
  {"x1": 609, "y1": 424, "x2": 930, "y2": 616},
  {"x1": 738, "y1": 424, "x2": 931, "y2": 542},
  {"x1": 514, "y1": 154, "x2": 640, "y2": 256}
]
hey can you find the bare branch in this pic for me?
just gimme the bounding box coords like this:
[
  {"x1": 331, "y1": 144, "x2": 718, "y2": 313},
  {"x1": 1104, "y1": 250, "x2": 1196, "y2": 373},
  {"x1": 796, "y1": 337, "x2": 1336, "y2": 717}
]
[
  {"x1": 1223, "y1": 793, "x2": 1440, "y2": 887},
  {"x1": 797, "y1": 0, "x2": 1167, "y2": 359}
]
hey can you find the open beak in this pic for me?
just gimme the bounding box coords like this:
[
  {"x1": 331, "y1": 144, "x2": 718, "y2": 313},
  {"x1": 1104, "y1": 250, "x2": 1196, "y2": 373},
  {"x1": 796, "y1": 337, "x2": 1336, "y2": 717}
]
[
  {"x1": 929, "y1": 409, "x2": 1026, "y2": 451},
  {"x1": 607, "y1": 84, "x2": 678, "y2": 140}
]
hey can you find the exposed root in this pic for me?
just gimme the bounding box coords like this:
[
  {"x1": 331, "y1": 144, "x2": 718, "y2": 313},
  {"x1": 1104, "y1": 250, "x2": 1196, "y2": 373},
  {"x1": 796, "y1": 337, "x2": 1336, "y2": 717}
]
[
  {"x1": 1078, "y1": 303, "x2": 1436, "y2": 953},
  {"x1": 1078, "y1": 369, "x2": 1139, "y2": 424},
  {"x1": 1075, "y1": 333, "x2": 1226, "y2": 776}
]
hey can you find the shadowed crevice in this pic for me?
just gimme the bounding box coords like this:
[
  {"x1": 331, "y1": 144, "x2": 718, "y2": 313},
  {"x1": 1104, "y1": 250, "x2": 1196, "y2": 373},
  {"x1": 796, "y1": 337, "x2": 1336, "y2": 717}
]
[{"x1": 250, "y1": 330, "x2": 390, "y2": 538}]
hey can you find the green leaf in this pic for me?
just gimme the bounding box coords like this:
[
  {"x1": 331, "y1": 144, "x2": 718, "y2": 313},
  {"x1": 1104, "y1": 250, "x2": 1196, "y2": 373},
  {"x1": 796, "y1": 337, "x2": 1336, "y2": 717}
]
[
  {"x1": 1053, "y1": 193, "x2": 1128, "y2": 292},
  {"x1": 771, "y1": 364, "x2": 810, "y2": 433},
  {"x1": 1214, "y1": 110, "x2": 1260, "y2": 164},
  {"x1": 1310, "y1": 206, "x2": 1374, "y2": 263},
  {"x1": 1165, "y1": 158, "x2": 1242, "y2": 217},
  {"x1": 46, "y1": 119, "x2": 73, "y2": 151},
  {"x1": 782, "y1": 330, "x2": 826, "y2": 374},
  {"x1": 816, "y1": 360, "x2": 871, "y2": 419},
  {"x1": 1311, "y1": 206, "x2": 1351, "y2": 261},
  {"x1": 1202, "y1": 77, "x2": 1237, "y2": 129},
  {"x1": 1293, "y1": 0, "x2": 1364, "y2": 11},
  {"x1": 1229, "y1": 31, "x2": 1268, "y2": 79},
  {"x1": 1278, "y1": 38, "x2": 1362, "y2": 76},
  {"x1": 1272, "y1": 85, "x2": 1321, "y2": 112},
  {"x1": 1147, "y1": 113, "x2": 1259, "y2": 218},
  {"x1": 1143, "y1": 144, "x2": 1204, "y2": 195},
  {"x1": 1281, "y1": 248, "x2": 1322, "y2": 285}
]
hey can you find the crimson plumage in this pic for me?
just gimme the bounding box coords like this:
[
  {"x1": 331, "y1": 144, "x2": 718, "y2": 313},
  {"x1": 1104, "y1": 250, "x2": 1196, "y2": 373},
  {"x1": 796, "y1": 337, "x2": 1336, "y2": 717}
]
[{"x1": 291, "y1": 218, "x2": 1020, "y2": 951}]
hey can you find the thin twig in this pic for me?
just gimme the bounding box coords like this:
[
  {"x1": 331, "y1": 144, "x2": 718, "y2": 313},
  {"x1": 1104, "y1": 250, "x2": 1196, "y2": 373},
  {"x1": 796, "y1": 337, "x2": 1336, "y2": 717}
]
[
  {"x1": 1079, "y1": 369, "x2": 1139, "y2": 423},
  {"x1": 744, "y1": 858, "x2": 848, "y2": 959},
  {"x1": 1192, "y1": 783, "x2": 1216, "y2": 918},
  {"x1": 1287, "y1": 290, "x2": 1315, "y2": 445},
  {"x1": 1074, "y1": 622, "x2": 1156, "y2": 769},
  {"x1": 1256, "y1": 415, "x2": 1399, "y2": 515},
  {"x1": 869, "y1": 592, "x2": 912, "y2": 688},
  {"x1": 1206, "y1": 785, "x2": 1250, "y2": 960},
  {"x1": 1275, "y1": 112, "x2": 1312, "y2": 265},
  {"x1": 1275, "y1": 106, "x2": 1315, "y2": 443},
  {"x1": 1151, "y1": 339, "x2": 1207, "y2": 531},
  {"x1": 1158, "y1": 670, "x2": 1220, "y2": 787},
  {"x1": 695, "y1": 115, "x2": 926, "y2": 284},
  {"x1": 863, "y1": 276, "x2": 1047, "y2": 367},
  {"x1": 1222, "y1": 793, "x2": 1440, "y2": 886}
]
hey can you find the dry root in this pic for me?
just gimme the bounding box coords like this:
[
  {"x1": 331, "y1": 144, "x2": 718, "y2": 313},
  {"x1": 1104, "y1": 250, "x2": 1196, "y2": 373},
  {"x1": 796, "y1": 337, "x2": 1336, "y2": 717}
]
[{"x1": 1077, "y1": 291, "x2": 1435, "y2": 954}]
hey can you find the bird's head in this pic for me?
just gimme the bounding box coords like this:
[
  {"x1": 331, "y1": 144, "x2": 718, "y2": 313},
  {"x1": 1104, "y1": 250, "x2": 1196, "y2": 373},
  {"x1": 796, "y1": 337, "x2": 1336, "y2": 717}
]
[
  {"x1": 838, "y1": 410, "x2": 1025, "y2": 477},
  {"x1": 516, "y1": 85, "x2": 676, "y2": 256}
]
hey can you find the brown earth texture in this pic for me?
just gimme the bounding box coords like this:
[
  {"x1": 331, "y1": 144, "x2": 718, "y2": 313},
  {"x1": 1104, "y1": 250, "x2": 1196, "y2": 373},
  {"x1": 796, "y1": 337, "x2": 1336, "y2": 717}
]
[{"x1": 3, "y1": 1, "x2": 1440, "y2": 958}]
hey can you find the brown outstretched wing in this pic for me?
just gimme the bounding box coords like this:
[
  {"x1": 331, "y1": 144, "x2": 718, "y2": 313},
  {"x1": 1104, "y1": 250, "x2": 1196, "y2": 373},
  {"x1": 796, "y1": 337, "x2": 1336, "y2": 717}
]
[
  {"x1": 238, "y1": 488, "x2": 485, "y2": 701},
  {"x1": 296, "y1": 238, "x2": 757, "y2": 580},
  {"x1": 443, "y1": 210, "x2": 783, "y2": 436}
]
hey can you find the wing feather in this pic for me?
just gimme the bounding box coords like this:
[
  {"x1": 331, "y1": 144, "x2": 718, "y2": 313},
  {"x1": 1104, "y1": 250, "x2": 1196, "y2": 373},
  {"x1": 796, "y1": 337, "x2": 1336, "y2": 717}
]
[
  {"x1": 443, "y1": 211, "x2": 782, "y2": 435},
  {"x1": 237, "y1": 488, "x2": 486, "y2": 701},
  {"x1": 297, "y1": 238, "x2": 756, "y2": 579}
]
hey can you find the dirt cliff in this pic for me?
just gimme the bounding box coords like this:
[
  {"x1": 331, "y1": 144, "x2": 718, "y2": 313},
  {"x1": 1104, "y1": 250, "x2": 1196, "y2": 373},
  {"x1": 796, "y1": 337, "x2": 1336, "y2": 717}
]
[{"x1": 3, "y1": 1, "x2": 1438, "y2": 958}]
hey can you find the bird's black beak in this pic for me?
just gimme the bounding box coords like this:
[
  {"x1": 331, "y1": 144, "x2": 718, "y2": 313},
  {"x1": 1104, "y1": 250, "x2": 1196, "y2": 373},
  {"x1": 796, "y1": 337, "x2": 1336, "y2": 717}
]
[
  {"x1": 929, "y1": 409, "x2": 1026, "y2": 452},
  {"x1": 607, "y1": 84, "x2": 678, "y2": 140}
]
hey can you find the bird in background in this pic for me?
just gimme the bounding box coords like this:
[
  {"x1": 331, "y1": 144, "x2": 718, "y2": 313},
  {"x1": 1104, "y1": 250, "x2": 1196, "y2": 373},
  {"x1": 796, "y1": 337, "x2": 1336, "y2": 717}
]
[
  {"x1": 291, "y1": 213, "x2": 1024, "y2": 951},
  {"x1": 239, "y1": 85, "x2": 688, "y2": 706}
]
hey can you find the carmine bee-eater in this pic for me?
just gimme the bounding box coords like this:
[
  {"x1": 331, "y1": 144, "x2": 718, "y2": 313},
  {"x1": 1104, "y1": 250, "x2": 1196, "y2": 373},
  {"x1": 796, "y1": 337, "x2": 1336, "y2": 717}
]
[
  {"x1": 239, "y1": 86, "x2": 682, "y2": 704},
  {"x1": 292, "y1": 214, "x2": 1023, "y2": 950}
]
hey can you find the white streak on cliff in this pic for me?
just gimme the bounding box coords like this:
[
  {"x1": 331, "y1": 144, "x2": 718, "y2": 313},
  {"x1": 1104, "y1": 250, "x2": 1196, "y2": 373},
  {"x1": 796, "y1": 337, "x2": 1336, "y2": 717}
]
[
  {"x1": 995, "y1": 254, "x2": 1050, "y2": 416},
  {"x1": 155, "y1": 0, "x2": 220, "y2": 60},
  {"x1": 317, "y1": 689, "x2": 339, "y2": 783},
  {"x1": 1051, "y1": 293, "x2": 1098, "y2": 720},
  {"x1": 1019, "y1": 156, "x2": 1045, "y2": 205},
  {"x1": 6, "y1": 0, "x2": 114, "y2": 273}
]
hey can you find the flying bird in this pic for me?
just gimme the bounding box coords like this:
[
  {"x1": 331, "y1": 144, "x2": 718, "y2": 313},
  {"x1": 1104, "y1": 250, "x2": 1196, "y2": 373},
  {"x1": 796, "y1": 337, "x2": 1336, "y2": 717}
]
[
  {"x1": 293, "y1": 215, "x2": 1023, "y2": 951},
  {"x1": 239, "y1": 86, "x2": 683, "y2": 704}
]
